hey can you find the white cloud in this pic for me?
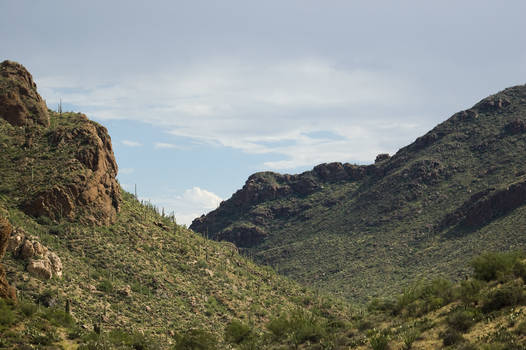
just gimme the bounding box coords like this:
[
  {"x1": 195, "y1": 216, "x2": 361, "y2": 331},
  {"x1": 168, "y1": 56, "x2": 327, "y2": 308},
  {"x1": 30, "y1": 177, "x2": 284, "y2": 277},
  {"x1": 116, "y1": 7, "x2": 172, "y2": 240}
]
[
  {"x1": 119, "y1": 168, "x2": 135, "y2": 175},
  {"x1": 39, "y1": 57, "x2": 430, "y2": 169},
  {"x1": 154, "y1": 142, "x2": 179, "y2": 149},
  {"x1": 121, "y1": 140, "x2": 142, "y2": 147},
  {"x1": 143, "y1": 187, "x2": 222, "y2": 226}
]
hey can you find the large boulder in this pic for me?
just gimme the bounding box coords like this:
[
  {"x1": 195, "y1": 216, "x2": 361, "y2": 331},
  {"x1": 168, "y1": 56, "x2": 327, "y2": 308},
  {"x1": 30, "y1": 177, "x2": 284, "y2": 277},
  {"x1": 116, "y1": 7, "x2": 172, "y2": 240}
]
[{"x1": 0, "y1": 60, "x2": 49, "y2": 127}]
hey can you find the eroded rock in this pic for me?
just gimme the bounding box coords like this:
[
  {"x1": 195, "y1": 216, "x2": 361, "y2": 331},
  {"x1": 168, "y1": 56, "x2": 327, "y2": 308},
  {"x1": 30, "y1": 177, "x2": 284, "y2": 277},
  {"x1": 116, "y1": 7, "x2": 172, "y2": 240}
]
[{"x1": 0, "y1": 60, "x2": 49, "y2": 127}]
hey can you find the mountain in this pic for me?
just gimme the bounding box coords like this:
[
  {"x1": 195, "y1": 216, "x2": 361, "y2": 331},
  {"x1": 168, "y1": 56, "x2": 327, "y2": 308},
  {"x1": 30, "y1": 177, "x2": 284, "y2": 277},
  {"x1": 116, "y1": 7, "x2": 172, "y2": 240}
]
[
  {"x1": 2, "y1": 60, "x2": 526, "y2": 350},
  {"x1": 191, "y1": 84, "x2": 526, "y2": 301},
  {"x1": 0, "y1": 60, "x2": 353, "y2": 348}
]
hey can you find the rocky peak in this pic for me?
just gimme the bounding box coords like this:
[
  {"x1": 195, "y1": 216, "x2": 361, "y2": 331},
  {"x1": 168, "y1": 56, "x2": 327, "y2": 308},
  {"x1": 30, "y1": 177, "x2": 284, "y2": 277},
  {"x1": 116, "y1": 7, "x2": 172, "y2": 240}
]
[{"x1": 0, "y1": 60, "x2": 49, "y2": 127}]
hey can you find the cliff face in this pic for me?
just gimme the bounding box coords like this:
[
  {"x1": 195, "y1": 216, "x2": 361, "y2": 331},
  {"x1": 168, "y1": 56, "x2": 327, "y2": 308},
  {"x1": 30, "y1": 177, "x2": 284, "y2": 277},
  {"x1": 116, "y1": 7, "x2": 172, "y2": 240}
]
[
  {"x1": 0, "y1": 60, "x2": 120, "y2": 226},
  {"x1": 190, "y1": 84, "x2": 526, "y2": 300}
]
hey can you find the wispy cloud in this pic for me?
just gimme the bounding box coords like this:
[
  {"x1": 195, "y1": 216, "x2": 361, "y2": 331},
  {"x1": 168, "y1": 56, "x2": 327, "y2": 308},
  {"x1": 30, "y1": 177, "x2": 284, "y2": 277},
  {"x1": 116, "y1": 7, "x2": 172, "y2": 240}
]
[
  {"x1": 154, "y1": 142, "x2": 179, "y2": 149},
  {"x1": 119, "y1": 168, "x2": 135, "y2": 175},
  {"x1": 121, "y1": 140, "x2": 142, "y2": 147},
  {"x1": 40, "y1": 58, "x2": 429, "y2": 169}
]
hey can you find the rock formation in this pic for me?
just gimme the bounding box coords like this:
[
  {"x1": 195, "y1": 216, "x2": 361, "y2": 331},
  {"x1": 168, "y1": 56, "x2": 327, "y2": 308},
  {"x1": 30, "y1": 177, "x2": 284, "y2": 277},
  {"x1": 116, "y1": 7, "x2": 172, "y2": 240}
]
[
  {"x1": 0, "y1": 60, "x2": 49, "y2": 127},
  {"x1": 0, "y1": 217, "x2": 16, "y2": 300},
  {"x1": 0, "y1": 60, "x2": 120, "y2": 225},
  {"x1": 24, "y1": 114, "x2": 121, "y2": 225},
  {"x1": 7, "y1": 227, "x2": 63, "y2": 279}
]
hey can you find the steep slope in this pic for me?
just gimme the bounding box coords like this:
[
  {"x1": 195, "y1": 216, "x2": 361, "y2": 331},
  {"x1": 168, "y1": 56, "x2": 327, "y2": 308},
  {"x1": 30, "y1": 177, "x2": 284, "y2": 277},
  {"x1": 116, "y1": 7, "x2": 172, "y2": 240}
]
[
  {"x1": 191, "y1": 84, "x2": 526, "y2": 301},
  {"x1": 0, "y1": 61, "x2": 353, "y2": 348}
]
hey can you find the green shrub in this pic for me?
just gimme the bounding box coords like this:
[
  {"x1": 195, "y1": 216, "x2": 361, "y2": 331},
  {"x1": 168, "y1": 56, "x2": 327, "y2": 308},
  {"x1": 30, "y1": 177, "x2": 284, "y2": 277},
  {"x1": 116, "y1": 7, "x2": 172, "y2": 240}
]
[
  {"x1": 368, "y1": 331, "x2": 389, "y2": 350},
  {"x1": 266, "y1": 309, "x2": 327, "y2": 346},
  {"x1": 97, "y1": 279, "x2": 113, "y2": 293},
  {"x1": 482, "y1": 280, "x2": 524, "y2": 313},
  {"x1": 447, "y1": 309, "x2": 477, "y2": 333},
  {"x1": 42, "y1": 307, "x2": 75, "y2": 327},
  {"x1": 173, "y1": 329, "x2": 218, "y2": 350},
  {"x1": 471, "y1": 252, "x2": 523, "y2": 282},
  {"x1": 400, "y1": 328, "x2": 420, "y2": 350},
  {"x1": 225, "y1": 320, "x2": 252, "y2": 344},
  {"x1": 0, "y1": 300, "x2": 15, "y2": 326},
  {"x1": 459, "y1": 278, "x2": 484, "y2": 305},
  {"x1": 440, "y1": 328, "x2": 464, "y2": 347},
  {"x1": 20, "y1": 301, "x2": 38, "y2": 316},
  {"x1": 394, "y1": 278, "x2": 455, "y2": 316},
  {"x1": 516, "y1": 321, "x2": 526, "y2": 336}
]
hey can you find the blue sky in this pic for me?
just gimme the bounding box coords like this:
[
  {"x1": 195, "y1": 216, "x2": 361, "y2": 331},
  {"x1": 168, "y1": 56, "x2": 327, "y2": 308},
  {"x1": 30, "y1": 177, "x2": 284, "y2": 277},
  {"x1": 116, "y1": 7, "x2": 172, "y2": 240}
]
[{"x1": 2, "y1": 1, "x2": 526, "y2": 225}]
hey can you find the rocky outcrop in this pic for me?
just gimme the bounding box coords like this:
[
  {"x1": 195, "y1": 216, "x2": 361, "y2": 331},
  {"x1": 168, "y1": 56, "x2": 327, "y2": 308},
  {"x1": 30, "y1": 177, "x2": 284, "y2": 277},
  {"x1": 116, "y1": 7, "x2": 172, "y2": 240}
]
[
  {"x1": 0, "y1": 217, "x2": 16, "y2": 300},
  {"x1": 7, "y1": 228, "x2": 63, "y2": 279},
  {"x1": 24, "y1": 114, "x2": 121, "y2": 225},
  {"x1": 217, "y1": 224, "x2": 268, "y2": 248},
  {"x1": 441, "y1": 179, "x2": 526, "y2": 229},
  {"x1": 0, "y1": 61, "x2": 120, "y2": 226},
  {"x1": 504, "y1": 119, "x2": 526, "y2": 135},
  {"x1": 0, "y1": 60, "x2": 49, "y2": 127},
  {"x1": 190, "y1": 162, "x2": 374, "y2": 240}
]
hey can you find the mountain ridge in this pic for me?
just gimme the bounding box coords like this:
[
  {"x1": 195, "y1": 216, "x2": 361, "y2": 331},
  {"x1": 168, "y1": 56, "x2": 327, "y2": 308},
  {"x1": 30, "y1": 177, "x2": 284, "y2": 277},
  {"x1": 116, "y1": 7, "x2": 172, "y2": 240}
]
[{"x1": 191, "y1": 83, "x2": 526, "y2": 300}]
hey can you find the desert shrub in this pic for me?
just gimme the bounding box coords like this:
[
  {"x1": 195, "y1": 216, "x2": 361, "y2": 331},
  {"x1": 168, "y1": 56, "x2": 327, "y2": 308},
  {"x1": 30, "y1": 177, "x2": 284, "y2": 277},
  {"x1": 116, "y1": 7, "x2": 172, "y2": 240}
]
[
  {"x1": 447, "y1": 308, "x2": 477, "y2": 333},
  {"x1": 368, "y1": 298, "x2": 396, "y2": 313},
  {"x1": 459, "y1": 278, "x2": 484, "y2": 305},
  {"x1": 267, "y1": 314, "x2": 289, "y2": 340},
  {"x1": 512, "y1": 260, "x2": 526, "y2": 281},
  {"x1": 0, "y1": 299, "x2": 15, "y2": 326},
  {"x1": 20, "y1": 300, "x2": 38, "y2": 316},
  {"x1": 225, "y1": 320, "x2": 252, "y2": 344},
  {"x1": 97, "y1": 279, "x2": 113, "y2": 293},
  {"x1": 516, "y1": 321, "x2": 526, "y2": 336},
  {"x1": 106, "y1": 329, "x2": 152, "y2": 350},
  {"x1": 471, "y1": 252, "x2": 523, "y2": 282},
  {"x1": 482, "y1": 280, "x2": 524, "y2": 313},
  {"x1": 440, "y1": 328, "x2": 464, "y2": 347},
  {"x1": 266, "y1": 308, "x2": 327, "y2": 346},
  {"x1": 394, "y1": 278, "x2": 455, "y2": 316},
  {"x1": 400, "y1": 328, "x2": 420, "y2": 350},
  {"x1": 173, "y1": 329, "x2": 218, "y2": 350},
  {"x1": 368, "y1": 331, "x2": 389, "y2": 350},
  {"x1": 41, "y1": 307, "x2": 75, "y2": 327}
]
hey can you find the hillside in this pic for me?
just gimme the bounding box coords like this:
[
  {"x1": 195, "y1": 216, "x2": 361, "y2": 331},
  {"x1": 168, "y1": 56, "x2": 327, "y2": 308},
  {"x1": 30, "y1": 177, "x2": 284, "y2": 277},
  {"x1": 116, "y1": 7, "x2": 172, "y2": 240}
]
[
  {"x1": 191, "y1": 84, "x2": 526, "y2": 301},
  {"x1": 0, "y1": 60, "x2": 353, "y2": 349}
]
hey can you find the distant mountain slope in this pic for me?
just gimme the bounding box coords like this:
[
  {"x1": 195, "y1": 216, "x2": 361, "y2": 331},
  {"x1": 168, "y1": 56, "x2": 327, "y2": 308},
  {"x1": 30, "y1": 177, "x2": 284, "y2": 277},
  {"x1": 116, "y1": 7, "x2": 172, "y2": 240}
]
[{"x1": 191, "y1": 84, "x2": 526, "y2": 300}]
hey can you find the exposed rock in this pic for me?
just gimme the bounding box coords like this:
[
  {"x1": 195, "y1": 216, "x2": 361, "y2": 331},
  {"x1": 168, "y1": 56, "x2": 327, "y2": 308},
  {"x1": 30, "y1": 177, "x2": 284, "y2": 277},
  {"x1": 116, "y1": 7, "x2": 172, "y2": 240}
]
[
  {"x1": 504, "y1": 119, "x2": 526, "y2": 135},
  {"x1": 118, "y1": 285, "x2": 132, "y2": 297},
  {"x1": 375, "y1": 153, "x2": 390, "y2": 163},
  {"x1": 441, "y1": 179, "x2": 526, "y2": 229},
  {"x1": 0, "y1": 60, "x2": 49, "y2": 127},
  {"x1": 473, "y1": 95, "x2": 511, "y2": 113},
  {"x1": 6, "y1": 228, "x2": 62, "y2": 279},
  {"x1": 0, "y1": 217, "x2": 16, "y2": 300},
  {"x1": 24, "y1": 115, "x2": 120, "y2": 225},
  {"x1": 217, "y1": 224, "x2": 268, "y2": 248},
  {"x1": 27, "y1": 259, "x2": 53, "y2": 279}
]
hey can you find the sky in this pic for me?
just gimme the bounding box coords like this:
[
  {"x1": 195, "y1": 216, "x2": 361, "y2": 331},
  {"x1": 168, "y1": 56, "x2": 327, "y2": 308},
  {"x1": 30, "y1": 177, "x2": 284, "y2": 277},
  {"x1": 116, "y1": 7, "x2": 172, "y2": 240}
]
[{"x1": 2, "y1": 1, "x2": 526, "y2": 225}]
